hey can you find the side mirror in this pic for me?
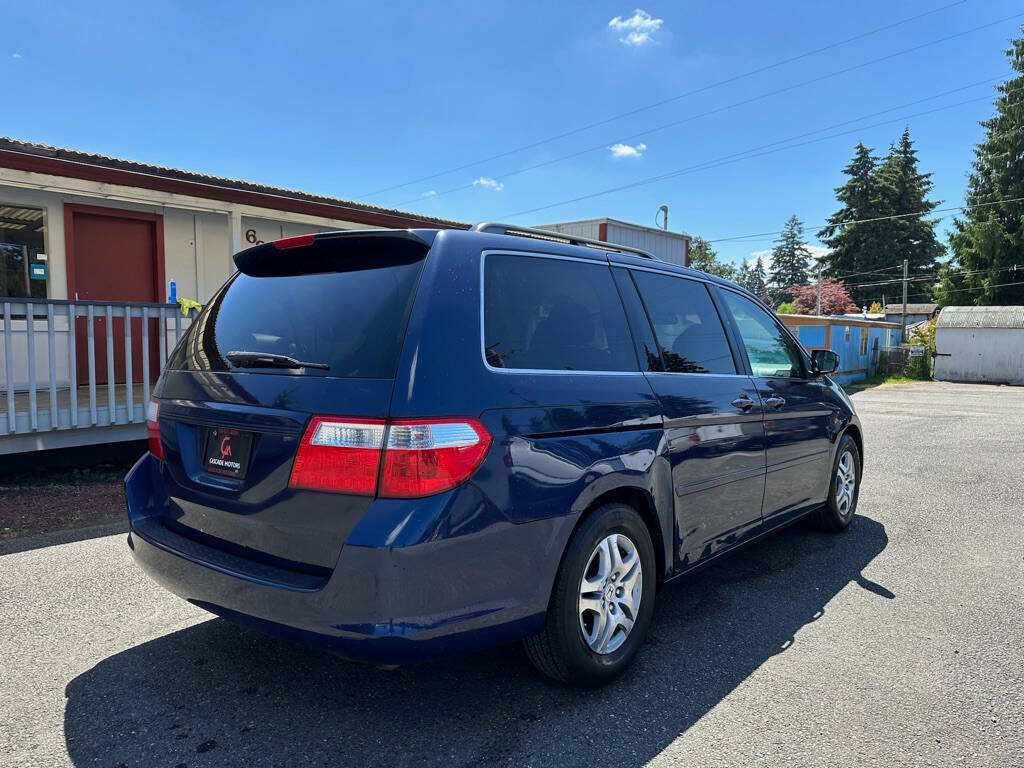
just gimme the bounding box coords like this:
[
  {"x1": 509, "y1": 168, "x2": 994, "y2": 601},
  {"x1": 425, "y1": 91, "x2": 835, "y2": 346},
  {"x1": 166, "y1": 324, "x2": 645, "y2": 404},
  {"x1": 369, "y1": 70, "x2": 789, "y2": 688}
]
[{"x1": 810, "y1": 349, "x2": 839, "y2": 375}]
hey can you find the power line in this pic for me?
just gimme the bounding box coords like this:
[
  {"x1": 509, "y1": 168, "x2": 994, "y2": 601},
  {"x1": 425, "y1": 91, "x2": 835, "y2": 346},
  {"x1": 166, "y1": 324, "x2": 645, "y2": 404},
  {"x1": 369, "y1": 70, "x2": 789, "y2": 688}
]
[
  {"x1": 394, "y1": 73, "x2": 1007, "y2": 209},
  {"x1": 360, "y1": 0, "x2": 977, "y2": 200},
  {"x1": 904, "y1": 279, "x2": 1024, "y2": 299},
  {"x1": 497, "y1": 94, "x2": 1019, "y2": 220},
  {"x1": 709, "y1": 194, "x2": 1024, "y2": 246},
  {"x1": 844, "y1": 264, "x2": 1021, "y2": 289}
]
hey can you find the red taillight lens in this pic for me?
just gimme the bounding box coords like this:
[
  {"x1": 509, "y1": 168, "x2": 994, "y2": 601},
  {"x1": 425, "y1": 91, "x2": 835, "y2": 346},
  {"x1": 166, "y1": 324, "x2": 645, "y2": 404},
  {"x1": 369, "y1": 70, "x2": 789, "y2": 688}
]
[
  {"x1": 289, "y1": 417, "x2": 386, "y2": 495},
  {"x1": 380, "y1": 419, "x2": 491, "y2": 498},
  {"x1": 288, "y1": 416, "x2": 490, "y2": 497},
  {"x1": 146, "y1": 398, "x2": 164, "y2": 460}
]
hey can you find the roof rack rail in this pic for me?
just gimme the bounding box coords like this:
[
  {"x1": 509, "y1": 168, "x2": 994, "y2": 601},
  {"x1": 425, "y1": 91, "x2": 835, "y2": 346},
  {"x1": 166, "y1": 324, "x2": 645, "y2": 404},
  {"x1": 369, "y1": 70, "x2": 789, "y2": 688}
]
[{"x1": 471, "y1": 222, "x2": 656, "y2": 260}]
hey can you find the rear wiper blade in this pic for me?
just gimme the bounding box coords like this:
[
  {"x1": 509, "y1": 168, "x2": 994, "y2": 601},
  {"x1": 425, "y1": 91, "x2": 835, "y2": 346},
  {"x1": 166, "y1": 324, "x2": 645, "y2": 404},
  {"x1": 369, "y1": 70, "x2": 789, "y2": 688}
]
[{"x1": 226, "y1": 351, "x2": 331, "y2": 371}]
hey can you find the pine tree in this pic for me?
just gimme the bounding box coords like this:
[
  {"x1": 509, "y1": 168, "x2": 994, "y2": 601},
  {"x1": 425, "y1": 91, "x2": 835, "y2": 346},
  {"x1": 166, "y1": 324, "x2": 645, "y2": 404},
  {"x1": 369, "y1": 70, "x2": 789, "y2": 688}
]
[
  {"x1": 749, "y1": 254, "x2": 767, "y2": 298},
  {"x1": 875, "y1": 128, "x2": 944, "y2": 292},
  {"x1": 769, "y1": 215, "x2": 812, "y2": 299},
  {"x1": 942, "y1": 28, "x2": 1024, "y2": 306},
  {"x1": 818, "y1": 143, "x2": 895, "y2": 304}
]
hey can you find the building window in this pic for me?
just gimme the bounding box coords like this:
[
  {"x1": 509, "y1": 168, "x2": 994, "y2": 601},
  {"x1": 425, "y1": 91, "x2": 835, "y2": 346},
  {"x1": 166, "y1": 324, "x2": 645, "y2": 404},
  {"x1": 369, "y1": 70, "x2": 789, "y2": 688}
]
[
  {"x1": 0, "y1": 204, "x2": 47, "y2": 299},
  {"x1": 859, "y1": 328, "x2": 868, "y2": 356}
]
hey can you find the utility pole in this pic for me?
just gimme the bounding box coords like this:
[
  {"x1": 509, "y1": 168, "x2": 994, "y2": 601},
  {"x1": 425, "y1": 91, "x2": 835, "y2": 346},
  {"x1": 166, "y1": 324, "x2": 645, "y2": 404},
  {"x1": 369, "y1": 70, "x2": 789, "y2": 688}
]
[
  {"x1": 815, "y1": 260, "x2": 823, "y2": 316},
  {"x1": 901, "y1": 258, "x2": 909, "y2": 341}
]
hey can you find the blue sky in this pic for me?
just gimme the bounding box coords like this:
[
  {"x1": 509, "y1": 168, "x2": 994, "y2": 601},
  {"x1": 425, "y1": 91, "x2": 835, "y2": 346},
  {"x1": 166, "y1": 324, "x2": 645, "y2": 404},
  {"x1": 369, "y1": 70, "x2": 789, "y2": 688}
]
[{"x1": 4, "y1": 0, "x2": 1023, "y2": 268}]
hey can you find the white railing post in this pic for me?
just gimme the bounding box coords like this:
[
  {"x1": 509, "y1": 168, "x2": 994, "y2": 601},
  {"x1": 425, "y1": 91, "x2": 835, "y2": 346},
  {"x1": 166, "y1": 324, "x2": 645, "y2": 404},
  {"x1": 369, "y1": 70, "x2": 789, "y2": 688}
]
[
  {"x1": 3, "y1": 302, "x2": 14, "y2": 434},
  {"x1": 105, "y1": 304, "x2": 115, "y2": 425},
  {"x1": 142, "y1": 306, "x2": 150, "y2": 407},
  {"x1": 47, "y1": 303, "x2": 57, "y2": 426},
  {"x1": 87, "y1": 304, "x2": 97, "y2": 425},
  {"x1": 124, "y1": 306, "x2": 134, "y2": 423},
  {"x1": 26, "y1": 302, "x2": 37, "y2": 431},
  {"x1": 68, "y1": 303, "x2": 78, "y2": 429}
]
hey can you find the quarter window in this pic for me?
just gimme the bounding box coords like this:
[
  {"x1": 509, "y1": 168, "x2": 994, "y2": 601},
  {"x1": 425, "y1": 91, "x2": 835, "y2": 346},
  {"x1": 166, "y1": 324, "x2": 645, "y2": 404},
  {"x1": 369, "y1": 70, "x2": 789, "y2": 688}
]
[
  {"x1": 721, "y1": 290, "x2": 805, "y2": 378},
  {"x1": 483, "y1": 254, "x2": 637, "y2": 372},
  {"x1": 630, "y1": 271, "x2": 735, "y2": 374}
]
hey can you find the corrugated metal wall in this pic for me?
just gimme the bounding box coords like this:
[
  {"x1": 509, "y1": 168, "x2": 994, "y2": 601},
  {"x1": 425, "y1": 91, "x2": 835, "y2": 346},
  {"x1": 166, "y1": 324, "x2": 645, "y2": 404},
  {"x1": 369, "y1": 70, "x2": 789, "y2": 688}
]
[
  {"x1": 934, "y1": 328, "x2": 1024, "y2": 385},
  {"x1": 539, "y1": 220, "x2": 689, "y2": 266},
  {"x1": 605, "y1": 223, "x2": 689, "y2": 267}
]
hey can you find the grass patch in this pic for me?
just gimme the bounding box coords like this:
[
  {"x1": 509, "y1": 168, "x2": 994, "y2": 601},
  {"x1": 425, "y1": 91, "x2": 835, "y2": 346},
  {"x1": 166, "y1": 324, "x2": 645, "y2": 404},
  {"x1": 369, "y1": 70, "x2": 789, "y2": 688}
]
[{"x1": 843, "y1": 374, "x2": 921, "y2": 394}]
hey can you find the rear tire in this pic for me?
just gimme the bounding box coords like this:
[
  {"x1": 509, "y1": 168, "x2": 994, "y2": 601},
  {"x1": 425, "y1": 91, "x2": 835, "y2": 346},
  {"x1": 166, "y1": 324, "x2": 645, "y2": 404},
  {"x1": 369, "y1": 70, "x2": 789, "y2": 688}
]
[
  {"x1": 522, "y1": 503, "x2": 656, "y2": 686},
  {"x1": 811, "y1": 433, "x2": 861, "y2": 532}
]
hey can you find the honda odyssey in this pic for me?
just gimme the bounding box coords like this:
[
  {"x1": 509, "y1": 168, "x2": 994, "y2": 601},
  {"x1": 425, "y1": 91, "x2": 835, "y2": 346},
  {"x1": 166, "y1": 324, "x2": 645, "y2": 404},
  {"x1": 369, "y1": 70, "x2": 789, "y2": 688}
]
[{"x1": 125, "y1": 223, "x2": 861, "y2": 686}]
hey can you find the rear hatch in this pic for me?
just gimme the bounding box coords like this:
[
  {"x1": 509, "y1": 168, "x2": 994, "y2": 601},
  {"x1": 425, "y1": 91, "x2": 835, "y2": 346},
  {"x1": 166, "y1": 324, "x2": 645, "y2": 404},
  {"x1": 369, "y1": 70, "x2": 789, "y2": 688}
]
[{"x1": 153, "y1": 231, "x2": 433, "y2": 575}]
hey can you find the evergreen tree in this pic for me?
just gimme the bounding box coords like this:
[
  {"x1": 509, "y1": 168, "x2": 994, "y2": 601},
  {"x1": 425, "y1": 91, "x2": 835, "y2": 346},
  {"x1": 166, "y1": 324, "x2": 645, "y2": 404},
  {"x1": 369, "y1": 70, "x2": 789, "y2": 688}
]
[
  {"x1": 817, "y1": 143, "x2": 895, "y2": 304},
  {"x1": 747, "y1": 254, "x2": 767, "y2": 298},
  {"x1": 688, "y1": 236, "x2": 738, "y2": 280},
  {"x1": 875, "y1": 128, "x2": 944, "y2": 292},
  {"x1": 769, "y1": 215, "x2": 811, "y2": 299},
  {"x1": 942, "y1": 29, "x2": 1024, "y2": 305}
]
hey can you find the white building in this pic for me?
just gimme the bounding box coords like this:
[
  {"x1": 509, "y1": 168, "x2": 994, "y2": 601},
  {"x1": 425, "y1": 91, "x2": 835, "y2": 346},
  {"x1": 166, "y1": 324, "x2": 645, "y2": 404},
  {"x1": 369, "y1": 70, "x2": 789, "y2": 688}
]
[
  {"x1": 536, "y1": 218, "x2": 691, "y2": 267},
  {"x1": 934, "y1": 306, "x2": 1024, "y2": 386},
  {"x1": 0, "y1": 138, "x2": 464, "y2": 453}
]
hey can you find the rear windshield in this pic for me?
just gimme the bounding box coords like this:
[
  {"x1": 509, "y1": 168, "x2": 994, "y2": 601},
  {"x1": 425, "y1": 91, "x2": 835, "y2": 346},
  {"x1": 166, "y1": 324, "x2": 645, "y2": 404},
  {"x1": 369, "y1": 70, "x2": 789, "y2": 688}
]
[{"x1": 169, "y1": 256, "x2": 424, "y2": 378}]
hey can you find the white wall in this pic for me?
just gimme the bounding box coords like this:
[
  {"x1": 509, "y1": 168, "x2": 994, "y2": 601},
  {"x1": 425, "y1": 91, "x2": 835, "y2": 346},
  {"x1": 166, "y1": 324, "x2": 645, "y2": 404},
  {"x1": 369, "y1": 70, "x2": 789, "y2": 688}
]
[
  {"x1": 934, "y1": 327, "x2": 1024, "y2": 385},
  {"x1": 0, "y1": 167, "x2": 385, "y2": 307}
]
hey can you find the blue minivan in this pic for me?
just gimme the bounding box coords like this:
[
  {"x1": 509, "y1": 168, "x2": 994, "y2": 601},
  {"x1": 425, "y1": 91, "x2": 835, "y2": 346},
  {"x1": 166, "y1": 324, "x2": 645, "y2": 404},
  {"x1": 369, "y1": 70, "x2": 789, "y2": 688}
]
[{"x1": 125, "y1": 223, "x2": 861, "y2": 686}]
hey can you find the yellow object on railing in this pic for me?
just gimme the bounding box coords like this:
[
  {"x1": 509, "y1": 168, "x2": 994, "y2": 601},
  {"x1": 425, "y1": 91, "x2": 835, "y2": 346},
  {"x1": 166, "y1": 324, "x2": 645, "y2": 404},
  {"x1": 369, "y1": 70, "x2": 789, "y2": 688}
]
[{"x1": 177, "y1": 297, "x2": 201, "y2": 317}]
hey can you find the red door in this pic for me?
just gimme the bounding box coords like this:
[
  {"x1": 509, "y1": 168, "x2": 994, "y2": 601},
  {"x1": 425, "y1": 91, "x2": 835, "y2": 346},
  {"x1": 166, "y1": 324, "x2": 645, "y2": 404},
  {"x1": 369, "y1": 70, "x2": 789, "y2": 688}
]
[{"x1": 67, "y1": 205, "x2": 164, "y2": 385}]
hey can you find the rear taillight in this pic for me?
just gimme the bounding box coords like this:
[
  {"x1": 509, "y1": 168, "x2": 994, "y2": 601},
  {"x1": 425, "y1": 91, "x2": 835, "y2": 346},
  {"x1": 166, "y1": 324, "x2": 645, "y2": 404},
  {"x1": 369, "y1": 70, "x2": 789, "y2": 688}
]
[
  {"x1": 380, "y1": 419, "x2": 491, "y2": 498},
  {"x1": 146, "y1": 398, "x2": 164, "y2": 460},
  {"x1": 288, "y1": 416, "x2": 490, "y2": 498},
  {"x1": 289, "y1": 417, "x2": 386, "y2": 495}
]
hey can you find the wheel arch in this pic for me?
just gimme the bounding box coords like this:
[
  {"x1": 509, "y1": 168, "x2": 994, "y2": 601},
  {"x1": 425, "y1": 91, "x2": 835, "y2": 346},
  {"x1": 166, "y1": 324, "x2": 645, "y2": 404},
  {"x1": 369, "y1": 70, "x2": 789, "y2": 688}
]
[
  {"x1": 566, "y1": 485, "x2": 669, "y2": 593},
  {"x1": 842, "y1": 422, "x2": 864, "y2": 470}
]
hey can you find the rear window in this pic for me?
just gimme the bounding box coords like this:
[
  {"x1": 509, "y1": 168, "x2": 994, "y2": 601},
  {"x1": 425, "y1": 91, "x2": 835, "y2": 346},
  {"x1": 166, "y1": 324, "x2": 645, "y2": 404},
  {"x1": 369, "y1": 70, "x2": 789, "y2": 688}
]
[
  {"x1": 169, "y1": 256, "x2": 424, "y2": 378},
  {"x1": 630, "y1": 271, "x2": 736, "y2": 374},
  {"x1": 483, "y1": 253, "x2": 637, "y2": 372}
]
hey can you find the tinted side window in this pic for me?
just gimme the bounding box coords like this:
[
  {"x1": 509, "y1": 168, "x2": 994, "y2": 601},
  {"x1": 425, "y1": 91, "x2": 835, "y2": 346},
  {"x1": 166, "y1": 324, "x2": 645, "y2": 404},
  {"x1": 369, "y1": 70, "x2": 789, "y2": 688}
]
[
  {"x1": 720, "y1": 290, "x2": 805, "y2": 378},
  {"x1": 631, "y1": 271, "x2": 736, "y2": 374},
  {"x1": 484, "y1": 254, "x2": 637, "y2": 372}
]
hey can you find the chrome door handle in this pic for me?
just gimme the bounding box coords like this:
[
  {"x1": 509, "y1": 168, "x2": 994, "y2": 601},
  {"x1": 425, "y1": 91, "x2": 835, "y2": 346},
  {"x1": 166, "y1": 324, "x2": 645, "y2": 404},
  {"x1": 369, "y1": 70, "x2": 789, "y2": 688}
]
[
  {"x1": 731, "y1": 395, "x2": 755, "y2": 411},
  {"x1": 764, "y1": 395, "x2": 786, "y2": 409}
]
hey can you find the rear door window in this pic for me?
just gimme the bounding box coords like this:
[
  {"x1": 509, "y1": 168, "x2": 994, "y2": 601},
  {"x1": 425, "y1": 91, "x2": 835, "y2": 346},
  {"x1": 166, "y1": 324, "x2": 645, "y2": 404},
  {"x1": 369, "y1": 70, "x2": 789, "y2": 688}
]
[
  {"x1": 630, "y1": 271, "x2": 736, "y2": 374},
  {"x1": 483, "y1": 253, "x2": 637, "y2": 372},
  {"x1": 169, "y1": 255, "x2": 424, "y2": 378}
]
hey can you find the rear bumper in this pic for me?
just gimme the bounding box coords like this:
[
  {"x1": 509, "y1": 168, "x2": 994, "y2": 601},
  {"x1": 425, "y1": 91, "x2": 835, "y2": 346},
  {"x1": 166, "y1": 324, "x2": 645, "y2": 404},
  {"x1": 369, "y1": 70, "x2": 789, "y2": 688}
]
[{"x1": 125, "y1": 454, "x2": 563, "y2": 663}]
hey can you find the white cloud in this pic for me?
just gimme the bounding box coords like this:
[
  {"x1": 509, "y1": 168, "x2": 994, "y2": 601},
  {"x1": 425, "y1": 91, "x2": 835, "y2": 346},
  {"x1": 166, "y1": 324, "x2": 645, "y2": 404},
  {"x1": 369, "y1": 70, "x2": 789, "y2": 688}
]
[
  {"x1": 472, "y1": 177, "x2": 504, "y2": 192},
  {"x1": 608, "y1": 9, "x2": 664, "y2": 46},
  {"x1": 609, "y1": 142, "x2": 647, "y2": 158},
  {"x1": 11, "y1": 52, "x2": 22, "y2": 59},
  {"x1": 421, "y1": 190, "x2": 438, "y2": 198}
]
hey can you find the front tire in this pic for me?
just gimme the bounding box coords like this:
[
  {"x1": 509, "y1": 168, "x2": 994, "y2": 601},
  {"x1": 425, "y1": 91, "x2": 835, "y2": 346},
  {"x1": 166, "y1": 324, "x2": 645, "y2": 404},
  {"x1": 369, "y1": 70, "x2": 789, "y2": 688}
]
[
  {"x1": 811, "y1": 433, "x2": 861, "y2": 532},
  {"x1": 523, "y1": 503, "x2": 656, "y2": 686}
]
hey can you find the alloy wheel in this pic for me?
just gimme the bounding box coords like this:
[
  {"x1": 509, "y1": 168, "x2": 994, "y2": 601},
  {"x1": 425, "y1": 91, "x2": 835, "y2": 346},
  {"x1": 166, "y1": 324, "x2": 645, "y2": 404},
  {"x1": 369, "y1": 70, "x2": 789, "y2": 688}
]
[
  {"x1": 577, "y1": 533, "x2": 643, "y2": 655},
  {"x1": 835, "y1": 449, "x2": 857, "y2": 517}
]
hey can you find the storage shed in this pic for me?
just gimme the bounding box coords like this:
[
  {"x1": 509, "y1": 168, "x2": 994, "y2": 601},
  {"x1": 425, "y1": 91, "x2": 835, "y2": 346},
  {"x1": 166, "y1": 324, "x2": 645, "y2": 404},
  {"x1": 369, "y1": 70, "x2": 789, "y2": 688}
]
[
  {"x1": 934, "y1": 306, "x2": 1024, "y2": 385},
  {"x1": 537, "y1": 218, "x2": 691, "y2": 267}
]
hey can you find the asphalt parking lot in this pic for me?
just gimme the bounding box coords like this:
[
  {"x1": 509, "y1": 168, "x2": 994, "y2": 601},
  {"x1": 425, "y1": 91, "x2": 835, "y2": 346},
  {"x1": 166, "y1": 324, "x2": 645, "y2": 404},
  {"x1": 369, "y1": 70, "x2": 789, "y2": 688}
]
[{"x1": 1, "y1": 380, "x2": 1022, "y2": 767}]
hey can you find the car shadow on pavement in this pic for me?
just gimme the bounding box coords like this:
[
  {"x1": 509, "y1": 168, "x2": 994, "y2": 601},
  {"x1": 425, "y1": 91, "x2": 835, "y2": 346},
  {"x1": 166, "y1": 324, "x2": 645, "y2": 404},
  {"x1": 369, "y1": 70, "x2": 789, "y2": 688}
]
[{"x1": 64, "y1": 515, "x2": 890, "y2": 768}]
